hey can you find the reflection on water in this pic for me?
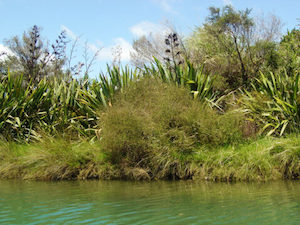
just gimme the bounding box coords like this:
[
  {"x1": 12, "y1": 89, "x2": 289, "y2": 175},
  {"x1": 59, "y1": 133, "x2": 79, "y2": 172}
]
[{"x1": 0, "y1": 180, "x2": 300, "y2": 224}]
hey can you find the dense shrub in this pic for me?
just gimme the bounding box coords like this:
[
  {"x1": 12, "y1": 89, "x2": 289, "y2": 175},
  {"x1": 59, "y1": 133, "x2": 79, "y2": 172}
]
[{"x1": 99, "y1": 78, "x2": 244, "y2": 178}]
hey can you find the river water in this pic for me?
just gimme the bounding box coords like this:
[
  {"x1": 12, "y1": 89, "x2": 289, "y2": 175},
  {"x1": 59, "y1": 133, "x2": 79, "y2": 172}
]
[{"x1": 0, "y1": 180, "x2": 299, "y2": 224}]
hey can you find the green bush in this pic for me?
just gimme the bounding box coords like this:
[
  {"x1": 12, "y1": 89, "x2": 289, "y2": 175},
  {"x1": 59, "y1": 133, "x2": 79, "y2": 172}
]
[{"x1": 99, "y1": 78, "x2": 244, "y2": 179}]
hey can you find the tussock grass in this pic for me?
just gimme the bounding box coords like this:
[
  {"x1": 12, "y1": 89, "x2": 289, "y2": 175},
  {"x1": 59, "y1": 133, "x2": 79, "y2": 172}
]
[
  {"x1": 0, "y1": 138, "x2": 119, "y2": 180},
  {"x1": 193, "y1": 135, "x2": 300, "y2": 181},
  {"x1": 0, "y1": 60, "x2": 213, "y2": 142},
  {"x1": 99, "y1": 78, "x2": 244, "y2": 180},
  {"x1": 0, "y1": 135, "x2": 300, "y2": 181}
]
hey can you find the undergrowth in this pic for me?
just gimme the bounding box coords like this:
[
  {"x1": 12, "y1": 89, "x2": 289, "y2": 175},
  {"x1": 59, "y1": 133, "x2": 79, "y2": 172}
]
[{"x1": 0, "y1": 78, "x2": 299, "y2": 181}]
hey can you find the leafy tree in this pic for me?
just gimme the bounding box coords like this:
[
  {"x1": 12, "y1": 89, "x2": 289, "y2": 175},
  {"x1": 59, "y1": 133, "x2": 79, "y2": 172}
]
[
  {"x1": 4, "y1": 25, "x2": 67, "y2": 84},
  {"x1": 187, "y1": 5, "x2": 282, "y2": 90},
  {"x1": 278, "y1": 29, "x2": 300, "y2": 75},
  {"x1": 206, "y1": 6, "x2": 254, "y2": 85}
]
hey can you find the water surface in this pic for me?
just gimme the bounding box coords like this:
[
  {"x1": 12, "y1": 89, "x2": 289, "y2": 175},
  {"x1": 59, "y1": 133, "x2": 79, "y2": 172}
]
[{"x1": 0, "y1": 180, "x2": 300, "y2": 224}]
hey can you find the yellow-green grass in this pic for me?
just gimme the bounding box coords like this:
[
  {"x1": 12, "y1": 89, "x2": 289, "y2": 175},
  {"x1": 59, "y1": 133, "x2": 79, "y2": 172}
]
[
  {"x1": 0, "y1": 138, "x2": 119, "y2": 180},
  {"x1": 193, "y1": 135, "x2": 300, "y2": 181},
  {"x1": 0, "y1": 133, "x2": 299, "y2": 182}
]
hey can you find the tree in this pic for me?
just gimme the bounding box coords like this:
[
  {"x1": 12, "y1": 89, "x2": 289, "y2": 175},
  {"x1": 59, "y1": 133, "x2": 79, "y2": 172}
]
[
  {"x1": 130, "y1": 26, "x2": 186, "y2": 68},
  {"x1": 130, "y1": 34, "x2": 165, "y2": 67},
  {"x1": 255, "y1": 13, "x2": 282, "y2": 42},
  {"x1": 4, "y1": 25, "x2": 67, "y2": 83},
  {"x1": 187, "y1": 5, "x2": 283, "y2": 89},
  {"x1": 278, "y1": 29, "x2": 300, "y2": 75}
]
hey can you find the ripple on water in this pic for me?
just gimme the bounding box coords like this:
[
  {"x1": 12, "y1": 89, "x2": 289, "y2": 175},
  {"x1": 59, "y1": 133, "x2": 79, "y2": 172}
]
[{"x1": 0, "y1": 180, "x2": 300, "y2": 224}]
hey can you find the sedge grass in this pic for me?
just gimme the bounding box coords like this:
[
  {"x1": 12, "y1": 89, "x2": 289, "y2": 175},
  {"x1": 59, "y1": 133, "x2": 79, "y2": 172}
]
[
  {"x1": 0, "y1": 135, "x2": 299, "y2": 181},
  {"x1": 0, "y1": 138, "x2": 120, "y2": 180}
]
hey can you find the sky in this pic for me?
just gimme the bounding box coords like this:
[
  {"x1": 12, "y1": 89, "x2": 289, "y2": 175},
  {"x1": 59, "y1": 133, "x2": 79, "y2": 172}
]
[{"x1": 0, "y1": 0, "x2": 299, "y2": 76}]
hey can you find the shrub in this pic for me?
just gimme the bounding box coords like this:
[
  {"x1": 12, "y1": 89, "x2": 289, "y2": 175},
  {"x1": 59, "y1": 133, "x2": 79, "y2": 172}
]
[{"x1": 99, "y1": 78, "x2": 244, "y2": 179}]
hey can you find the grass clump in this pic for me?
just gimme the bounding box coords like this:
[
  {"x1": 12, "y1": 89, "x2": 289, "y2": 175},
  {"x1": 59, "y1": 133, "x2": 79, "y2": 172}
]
[
  {"x1": 0, "y1": 138, "x2": 119, "y2": 180},
  {"x1": 99, "y1": 78, "x2": 244, "y2": 179},
  {"x1": 1, "y1": 134, "x2": 300, "y2": 181},
  {"x1": 192, "y1": 135, "x2": 300, "y2": 181}
]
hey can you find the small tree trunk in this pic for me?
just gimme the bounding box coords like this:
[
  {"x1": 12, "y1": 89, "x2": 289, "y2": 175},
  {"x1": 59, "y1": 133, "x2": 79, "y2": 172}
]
[{"x1": 233, "y1": 36, "x2": 247, "y2": 85}]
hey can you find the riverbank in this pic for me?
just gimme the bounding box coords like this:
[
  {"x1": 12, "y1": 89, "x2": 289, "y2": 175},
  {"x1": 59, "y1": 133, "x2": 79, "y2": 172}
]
[
  {"x1": 0, "y1": 79, "x2": 299, "y2": 181},
  {"x1": 0, "y1": 134, "x2": 299, "y2": 181}
]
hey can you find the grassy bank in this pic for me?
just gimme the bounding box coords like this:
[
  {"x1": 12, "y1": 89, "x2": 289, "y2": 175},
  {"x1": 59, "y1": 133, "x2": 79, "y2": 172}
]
[
  {"x1": 0, "y1": 11, "x2": 299, "y2": 182},
  {"x1": 0, "y1": 135, "x2": 299, "y2": 181},
  {"x1": 0, "y1": 52, "x2": 299, "y2": 182},
  {"x1": 0, "y1": 78, "x2": 299, "y2": 181}
]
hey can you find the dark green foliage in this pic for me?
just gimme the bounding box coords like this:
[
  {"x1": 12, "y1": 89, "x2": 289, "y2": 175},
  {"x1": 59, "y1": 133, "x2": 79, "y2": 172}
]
[
  {"x1": 0, "y1": 66, "x2": 138, "y2": 141},
  {"x1": 187, "y1": 5, "x2": 284, "y2": 91},
  {"x1": 145, "y1": 58, "x2": 215, "y2": 103},
  {"x1": 0, "y1": 54, "x2": 216, "y2": 142},
  {"x1": 188, "y1": 5, "x2": 255, "y2": 88}
]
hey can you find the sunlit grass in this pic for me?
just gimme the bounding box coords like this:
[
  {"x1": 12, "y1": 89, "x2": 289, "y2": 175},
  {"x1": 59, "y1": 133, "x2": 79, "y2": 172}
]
[{"x1": 0, "y1": 135, "x2": 299, "y2": 181}]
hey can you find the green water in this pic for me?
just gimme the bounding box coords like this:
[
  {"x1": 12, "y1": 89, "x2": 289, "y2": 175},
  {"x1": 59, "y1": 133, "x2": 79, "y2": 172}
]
[{"x1": 0, "y1": 180, "x2": 300, "y2": 224}]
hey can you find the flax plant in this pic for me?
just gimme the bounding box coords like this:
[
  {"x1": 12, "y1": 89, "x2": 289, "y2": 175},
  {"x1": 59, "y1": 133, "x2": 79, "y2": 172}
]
[
  {"x1": 0, "y1": 59, "x2": 214, "y2": 142},
  {"x1": 144, "y1": 58, "x2": 215, "y2": 104},
  {"x1": 241, "y1": 71, "x2": 300, "y2": 136}
]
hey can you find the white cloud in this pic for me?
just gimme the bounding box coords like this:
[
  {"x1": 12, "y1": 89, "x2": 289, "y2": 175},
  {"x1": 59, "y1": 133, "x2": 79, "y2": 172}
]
[
  {"x1": 222, "y1": 0, "x2": 232, "y2": 5},
  {"x1": 97, "y1": 38, "x2": 134, "y2": 62},
  {"x1": 86, "y1": 43, "x2": 102, "y2": 53},
  {"x1": 130, "y1": 21, "x2": 172, "y2": 38},
  {"x1": 0, "y1": 44, "x2": 13, "y2": 60},
  {"x1": 160, "y1": 1, "x2": 172, "y2": 13},
  {"x1": 96, "y1": 40, "x2": 103, "y2": 46},
  {"x1": 150, "y1": 0, "x2": 179, "y2": 14},
  {"x1": 130, "y1": 21, "x2": 162, "y2": 37},
  {"x1": 61, "y1": 25, "x2": 78, "y2": 40},
  {"x1": 60, "y1": 25, "x2": 133, "y2": 63}
]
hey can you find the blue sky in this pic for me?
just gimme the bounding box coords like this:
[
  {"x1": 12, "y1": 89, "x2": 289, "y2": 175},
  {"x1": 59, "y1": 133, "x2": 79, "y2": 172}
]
[{"x1": 0, "y1": 0, "x2": 299, "y2": 75}]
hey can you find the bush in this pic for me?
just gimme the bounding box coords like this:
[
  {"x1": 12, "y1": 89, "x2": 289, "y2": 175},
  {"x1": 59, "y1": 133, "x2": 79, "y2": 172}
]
[{"x1": 99, "y1": 78, "x2": 244, "y2": 179}]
